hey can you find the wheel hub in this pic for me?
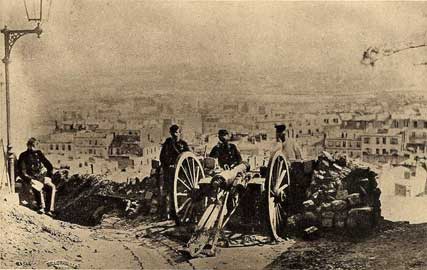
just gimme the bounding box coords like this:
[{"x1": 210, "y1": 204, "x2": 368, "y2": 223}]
[{"x1": 273, "y1": 189, "x2": 286, "y2": 204}]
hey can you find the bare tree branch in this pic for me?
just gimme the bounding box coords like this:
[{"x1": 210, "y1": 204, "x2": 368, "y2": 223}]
[{"x1": 361, "y1": 42, "x2": 427, "y2": 66}]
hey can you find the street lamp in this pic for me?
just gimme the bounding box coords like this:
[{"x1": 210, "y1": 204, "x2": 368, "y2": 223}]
[
  {"x1": 24, "y1": 0, "x2": 44, "y2": 22},
  {"x1": 2, "y1": 0, "x2": 46, "y2": 193}
]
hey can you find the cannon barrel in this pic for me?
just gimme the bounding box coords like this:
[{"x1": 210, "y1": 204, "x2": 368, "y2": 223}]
[{"x1": 212, "y1": 162, "x2": 250, "y2": 187}]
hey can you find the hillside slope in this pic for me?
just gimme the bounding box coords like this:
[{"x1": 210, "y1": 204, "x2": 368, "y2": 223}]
[{"x1": 266, "y1": 220, "x2": 427, "y2": 270}]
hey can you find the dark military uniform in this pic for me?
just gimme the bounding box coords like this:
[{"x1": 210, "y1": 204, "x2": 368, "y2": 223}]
[
  {"x1": 209, "y1": 142, "x2": 242, "y2": 169},
  {"x1": 159, "y1": 137, "x2": 190, "y2": 221},
  {"x1": 18, "y1": 149, "x2": 53, "y2": 182},
  {"x1": 18, "y1": 149, "x2": 54, "y2": 212},
  {"x1": 160, "y1": 137, "x2": 190, "y2": 171}
]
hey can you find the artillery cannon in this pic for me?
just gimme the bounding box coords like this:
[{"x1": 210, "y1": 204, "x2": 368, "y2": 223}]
[{"x1": 168, "y1": 150, "x2": 314, "y2": 257}]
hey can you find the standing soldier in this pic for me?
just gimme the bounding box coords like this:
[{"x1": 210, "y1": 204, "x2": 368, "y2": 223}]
[
  {"x1": 159, "y1": 124, "x2": 190, "y2": 224},
  {"x1": 274, "y1": 124, "x2": 303, "y2": 161},
  {"x1": 274, "y1": 124, "x2": 306, "y2": 214},
  {"x1": 18, "y1": 137, "x2": 56, "y2": 215}
]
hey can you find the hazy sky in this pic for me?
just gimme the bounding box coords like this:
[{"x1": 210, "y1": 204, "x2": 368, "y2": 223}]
[
  {"x1": 3, "y1": 1, "x2": 427, "y2": 91},
  {"x1": 1, "y1": 1, "x2": 427, "y2": 149}
]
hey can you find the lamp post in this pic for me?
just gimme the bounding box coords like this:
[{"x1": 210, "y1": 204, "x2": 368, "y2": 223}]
[{"x1": 2, "y1": 0, "x2": 44, "y2": 193}]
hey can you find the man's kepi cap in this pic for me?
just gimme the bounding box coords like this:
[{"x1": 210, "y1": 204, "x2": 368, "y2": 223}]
[
  {"x1": 27, "y1": 137, "x2": 37, "y2": 147},
  {"x1": 169, "y1": 124, "x2": 180, "y2": 133},
  {"x1": 274, "y1": 124, "x2": 287, "y2": 133},
  {"x1": 218, "y1": 129, "x2": 229, "y2": 136}
]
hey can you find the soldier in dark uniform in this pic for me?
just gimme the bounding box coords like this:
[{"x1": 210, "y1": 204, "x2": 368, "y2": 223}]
[
  {"x1": 159, "y1": 125, "x2": 190, "y2": 223},
  {"x1": 18, "y1": 137, "x2": 55, "y2": 215},
  {"x1": 210, "y1": 129, "x2": 256, "y2": 229},
  {"x1": 209, "y1": 129, "x2": 242, "y2": 169}
]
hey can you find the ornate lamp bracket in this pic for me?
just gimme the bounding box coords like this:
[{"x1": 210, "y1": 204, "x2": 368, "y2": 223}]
[{"x1": 1, "y1": 24, "x2": 42, "y2": 63}]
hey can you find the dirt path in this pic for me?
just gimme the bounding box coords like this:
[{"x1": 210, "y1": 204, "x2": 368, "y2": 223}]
[
  {"x1": 6, "y1": 200, "x2": 427, "y2": 270},
  {"x1": 190, "y1": 243, "x2": 293, "y2": 270},
  {"x1": 0, "y1": 202, "x2": 290, "y2": 269}
]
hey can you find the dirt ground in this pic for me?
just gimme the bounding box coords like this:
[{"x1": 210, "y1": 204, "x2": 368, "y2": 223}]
[
  {"x1": 0, "y1": 200, "x2": 291, "y2": 269},
  {"x1": 266, "y1": 220, "x2": 427, "y2": 270},
  {"x1": 2, "y1": 199, "x2": 427, "y2": 270}
]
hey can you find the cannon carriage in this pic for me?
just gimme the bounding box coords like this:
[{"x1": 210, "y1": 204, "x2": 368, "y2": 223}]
[{"x1": 170, "y1": 150, "x2": 313, "y2": 257}]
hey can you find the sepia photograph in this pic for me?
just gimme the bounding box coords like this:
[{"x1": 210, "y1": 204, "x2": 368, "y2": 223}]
[{"x1": 1, "y1": 1, "x2": 427, "y2": 269}]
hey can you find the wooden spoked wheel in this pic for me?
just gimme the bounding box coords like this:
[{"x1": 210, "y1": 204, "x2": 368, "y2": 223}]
[
  {"x1": 173, "y1": 152, "x2": 206, "y2": 224},
  {"x1": 266, "y1": 151, "x2": 291, "y2": 241}
]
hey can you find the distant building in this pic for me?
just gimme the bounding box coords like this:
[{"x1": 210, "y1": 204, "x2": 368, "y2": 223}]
[
  {"x1": 325, "y1": 137, "x2": 362, "y2": 159},
  {"x1": 324, "y1": 119, "x2": 366, "y2": 159},
  {"x1": 380, "y1": 160, "x2": 427, "y2": 197},
  {"x1": 97, "y1": 109, "x2": 121, "y2": 121},
  {"x1": 38, "y1": 133, "x2": 76, "y2": 159},
  {"x1": 108, "y1": 133, "x2": 160, "y2": 174},
  {"x1": 320, "y1": 113, "x2": 341, "y2": 127},
  {"x1": 324, "y1": 115, "x2": 406, "y2": 162},
  {"x1": 202, "y1": 115, "x2": 221, "y2": 135},
  {"x1": 361, "y1": 129, "x2": 406, "y2": 164},
  {"x1": 74, "y1": 131, "x2": 113, "y2": 158},
  {"x1": 141, "y1": 143, "x2": 160, "y2": 169},
  {"x1": 140, "y1": 124, "x2": 163, "y2": 145},
  {"x1": 47, "y1": 154, "x2": 119, "y2": 176},
  {"x1": 62, "y1": 110, "x2": 83, "y2": 121},
  {"x1": 109, "y1": 134, "x2": 143, "y2": 156},
  {"x1": 180, "y1": 113, "x2": 203, "y2": 143}
]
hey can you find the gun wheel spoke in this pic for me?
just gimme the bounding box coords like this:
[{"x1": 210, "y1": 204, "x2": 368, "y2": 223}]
[
  {"x1": 266, "y1": 151, "x2": 290, "y2": 241},
  {"x1": 173, "y1": 152, "x2": 206, "y2": 225}
]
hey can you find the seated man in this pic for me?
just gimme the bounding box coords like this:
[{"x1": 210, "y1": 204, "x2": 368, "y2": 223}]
[
  {"x1": 209, "y1": 129, "x2": 251, "y2": 194},
  {"x1": 209, "y1": 129, "x2": 251, "y2": 232},
  {"x1": 18, "y1": 137, "x2": 56, "y2": 215},
  {"x1": 209, "y1": 129, "x2": 242, "y2": 169}
]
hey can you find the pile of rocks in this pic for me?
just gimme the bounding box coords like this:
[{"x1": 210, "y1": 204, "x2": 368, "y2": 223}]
[
  {"x1": 55, "y1": 172, "x2": 161, "y2": 226},
  {"x1": 288, "y1": 151, "x2": 381, "y2": 237}
]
